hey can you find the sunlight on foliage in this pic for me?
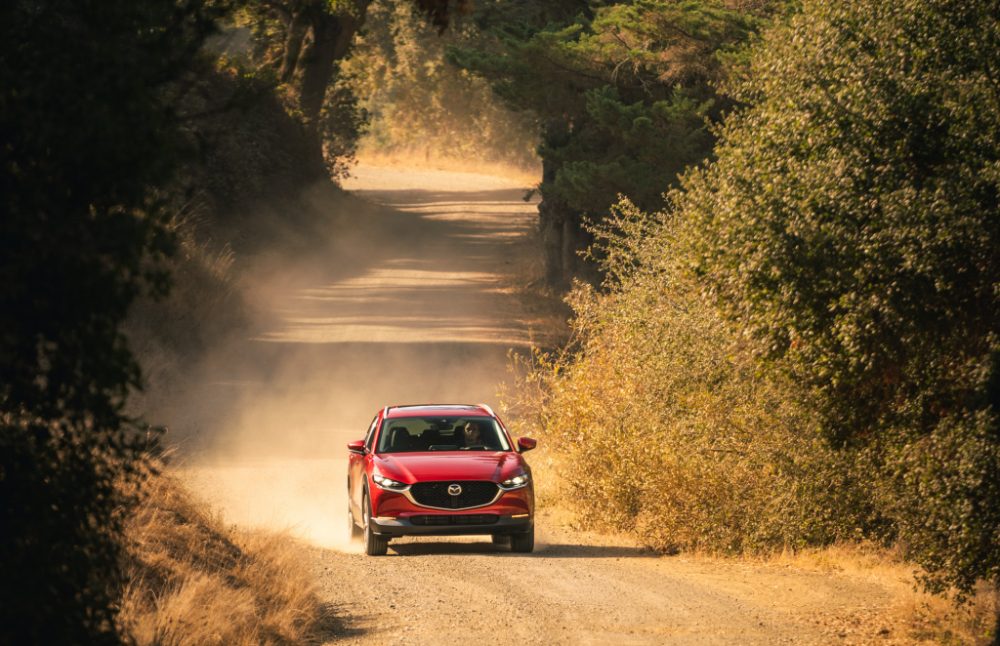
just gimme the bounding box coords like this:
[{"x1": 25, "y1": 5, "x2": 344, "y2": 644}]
[
  {"x1": 505, "y1": 0, "x2": 1000, "y2": 602},
  {"x1": 341, "y1": 0, "x2": 539, "y2": 170}
]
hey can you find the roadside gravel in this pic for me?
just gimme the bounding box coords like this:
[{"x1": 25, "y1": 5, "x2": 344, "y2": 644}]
[{"x1": 307, "y1": 508, "x2": 907, "y2": 646}]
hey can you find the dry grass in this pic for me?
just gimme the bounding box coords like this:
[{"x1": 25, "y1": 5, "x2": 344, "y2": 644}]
[
  {"x1": 766, "y1": 544, "x2": 999, "y2": 645},
  {"x1": 118, "y1": 473, "x2": 339, "y2": 645}
]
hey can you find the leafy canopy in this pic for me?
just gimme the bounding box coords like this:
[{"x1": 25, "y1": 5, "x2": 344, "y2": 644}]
[
  {"x1": 675, "y1": 0, "x2": 1000, "y2": 594},
  {"x1": 510, "y1": 0, "x2": 1000, "y2": 597},
  {"x1": 464, "y1": 1, "x2": 760, "y2": 213},
  {"x1": 452, "y1": 0, "x2": 770, "y2": 284},
  {"x1": 0, "y1": 1, "x2": 218, "y2": 641}
]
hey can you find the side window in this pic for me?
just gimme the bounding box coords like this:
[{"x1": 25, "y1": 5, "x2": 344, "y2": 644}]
[{"x1": 363, "y1": 416, "x2": 378, "y2": 451}]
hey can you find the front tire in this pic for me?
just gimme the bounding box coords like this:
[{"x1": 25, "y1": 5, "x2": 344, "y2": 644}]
[
  {"x1": 491, "y1": 534, "x2": 510, "y2": 546},
  {"x1": 362, "y1": 490, "x2": 388, "y2": 556},
  {"x1": 510, "y1": 525, "x2": 534, "y2": 553}
]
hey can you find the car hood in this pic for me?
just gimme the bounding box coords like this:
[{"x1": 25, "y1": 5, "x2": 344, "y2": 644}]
[{"x1": 376, "y1": 451, "x2": 523, "y2": 483}]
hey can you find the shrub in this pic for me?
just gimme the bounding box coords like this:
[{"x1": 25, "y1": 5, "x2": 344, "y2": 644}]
[
  {"x1": 0, "y1": 1, "x2": 216, "y2": 640},
  {"x1": 511, "y1": 0, "x2": 1000, "y2": 597},
  {"x1": 676, "y1": 0, "x2": 1000, "y2": 594},
  {"x1": 507, "y1": 201, "x2": 879, "y2": 555}
]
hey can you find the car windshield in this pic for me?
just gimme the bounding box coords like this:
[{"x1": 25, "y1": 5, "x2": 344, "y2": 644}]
[{"x1": 377, "y1": 416, "x2": 510, "y2": 453}]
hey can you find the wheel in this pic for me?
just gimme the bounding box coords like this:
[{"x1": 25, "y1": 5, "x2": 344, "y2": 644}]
[
  {"x1": 491, "y1": 534, "x2": 510, "y2": 546},
  {"x1": 510, "y1": 525, "x2": 534, "y2": 553},
  {"x1": 348, "y1": 496, "x2": 363, "y2": 541},
  {"x1": 362, "y1": 490, "x2": 388, "y2": 556}
]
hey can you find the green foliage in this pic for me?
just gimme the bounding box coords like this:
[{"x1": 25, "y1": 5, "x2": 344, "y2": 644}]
[
  {"x1": 676, "y1": 0, "x2": 1000, "y2": 594},
  {"x1": 506, "y1": 201, "x2": 880, "y2": 556},
  {"x1": 546, "y1": 85, "x2": 714, "y2": 215},
  {"x1": 341, "y1": 0, "x2": 538, "y2": 169},
  {"x1": 179, "y1": 56, "x2": 329, "y2": 208},
  {"x1": 539, "y1": 0, "x2": 756, "y2": 216},
  {"x1": 0, "y1": 1, "x2": 218, "y2": 641},
  {"x1": 233, "y1": 0, "x2": 373, "y2": 173},
  {"x1": 514, "y1": 0, "x2": 1000, "y2": 598},
  {"x1": 453, "y1": 0, "x2": 771, "y2": 284},
  {"x1": 236, "y1": 0, "x2": 471, "y2": 178},
  {"x1": 320, "y1": 80, "x2": 370, "y2": 179}
]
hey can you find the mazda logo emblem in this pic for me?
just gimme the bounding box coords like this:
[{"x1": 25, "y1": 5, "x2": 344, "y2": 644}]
[{"x1": 447, "y1": 484, "x2": 462, "y2": 496}]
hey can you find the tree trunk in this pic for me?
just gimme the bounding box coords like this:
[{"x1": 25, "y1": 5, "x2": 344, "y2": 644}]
[
  {"x1": 561, "y1": 216, "x2": 577, "y2": 281},
  {"x1": 329, "y1": 1, "x2": 370, "y2": 61},
  {"x1": 298, "y1": 11, "x2": 337, "y2": 126},
  {"x1": 279, "y1": 7, "x2": 309, "y2": 83},
  {"x1": 539, "y1": 197, "x2": 565, "y2": 289},
  {"x1": 538, "y1": 119, "x2": 573, "y2": 289},
  {"x1": 297, "y1": 0, "x2": 370, "y2": 127}
]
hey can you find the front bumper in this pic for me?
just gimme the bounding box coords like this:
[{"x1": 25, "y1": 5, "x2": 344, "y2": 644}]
[
  {"x1": 368, "y1": 481, "x2": 534, "y2": 537},
  {"x1": 370, "y1": 512, "x2": 532, "y2": 537}
]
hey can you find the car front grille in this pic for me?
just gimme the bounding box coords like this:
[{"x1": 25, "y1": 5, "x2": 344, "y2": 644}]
[
  {"x1": 409, "y1": 481, "x2": 499, "y2": 509},
  {"x1": 410, "y1": 514, "x2": 499, "y2": 526}
]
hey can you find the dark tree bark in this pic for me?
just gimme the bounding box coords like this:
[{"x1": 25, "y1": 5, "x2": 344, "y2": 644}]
[
  {"x1": 414, "y1": 0, "x2": 472, "y2": 32},
  {"x1": 539, "y1": 197, "x2": 565, "y2": 289},
  {"x1": 561, "y1": 216, "x2": 577, "y2": 281},
  {"x1": 297, "y1": 0, "x2": 371, "y2": 126},
  {"x1": 279, "y1": 6, "x2": 309, "y2": 83},
  {"x1": 538, "y1": 119, "x2": 575, "y2": 289},
  {"x1": 259, "y1": 0, "x2": 460, "y2": 173}
]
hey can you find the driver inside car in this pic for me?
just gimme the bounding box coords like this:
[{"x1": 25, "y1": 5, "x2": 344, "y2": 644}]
[{"x1": 462, "y1": 421, "x2": 483, "y2": 448}]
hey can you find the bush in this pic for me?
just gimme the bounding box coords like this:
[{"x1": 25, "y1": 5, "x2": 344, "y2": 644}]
[
  {"x1": 507, "y1": 202, "x2": 879, "y2": 555},
  {"x1": 676, "y1": 0, "x2": 1000, "y2": 594},
  {"x1": 0, "y1": 1, "x2": 217, "y2": 641},
  {"x1": 341, "y1": 0, "x2": 539, "y2": 170},
  {"x1": 510, "y1": 0, "x2": 1000, "y2": 598}
]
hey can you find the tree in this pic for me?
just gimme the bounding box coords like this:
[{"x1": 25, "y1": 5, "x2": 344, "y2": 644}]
[
  {"x1": 675, "y1": 0, "x2": 1000, "y2": 594},
  {"x1": 236, "y1": 0, "x2": 472, "y2": 177},
  {"x1": 340, "y1": 0, "x2": 538, "y2": 169},
  {"x1": 0, "y1": 1, "x2": 217, "y2": 641},
  {"x1": 241, "y1": 0, "x2": 470, "y2": 130},
  {"x1": 452, "y1": 0, "x2": 768, "y2": 287}
]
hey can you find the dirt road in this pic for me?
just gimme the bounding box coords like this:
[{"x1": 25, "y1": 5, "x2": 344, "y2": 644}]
[{"x1": 178, "y1": 165, "x2": 918, "y2": 645}]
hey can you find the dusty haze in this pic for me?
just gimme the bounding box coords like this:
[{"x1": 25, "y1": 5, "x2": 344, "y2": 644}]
[
  {"x1": 143, "y1": 164, "x2": 976, "y2": 645},
  {"x1": 161, "y1": 163, "x2": 551, "y2": 550}
]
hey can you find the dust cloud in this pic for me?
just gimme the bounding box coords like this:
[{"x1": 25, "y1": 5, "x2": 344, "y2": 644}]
[{"x1": 153, "y1": 162, "x2": 551, "y2": 550}]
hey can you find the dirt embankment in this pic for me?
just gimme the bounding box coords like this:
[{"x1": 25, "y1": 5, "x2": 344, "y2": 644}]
[{"x1": 171, "y1": 165, "x2": 987, "y2": 645}]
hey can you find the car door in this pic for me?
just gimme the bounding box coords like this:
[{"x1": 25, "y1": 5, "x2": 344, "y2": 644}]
[{"x1": 349, "y1": 414, "x2": 379, "y2": 515}]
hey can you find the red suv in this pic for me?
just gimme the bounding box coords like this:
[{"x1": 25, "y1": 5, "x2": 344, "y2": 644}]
[{"x1": 347, "y1": 404, "x2": 537, "y2": 555}]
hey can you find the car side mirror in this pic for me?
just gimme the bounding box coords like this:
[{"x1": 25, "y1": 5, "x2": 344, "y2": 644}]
[
  {"x1": 516, "y1": 437, "x2": 537, "y2": 453},
  {"x1": 347, "y1": 440, "x2": 367, "y2": 454}
]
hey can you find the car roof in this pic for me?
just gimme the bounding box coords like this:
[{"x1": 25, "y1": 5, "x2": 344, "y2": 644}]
[{"x1": 384, "y1": 404, "x2": 494, "y2": 419}]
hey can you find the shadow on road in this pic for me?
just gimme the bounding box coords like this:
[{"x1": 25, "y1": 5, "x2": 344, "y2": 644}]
[
  {"x1": 314, "y1": 601, "x2": 368, "y2": 643},
  {"x1": 535, "y1": 542, "x2": 653, "y2": 559},
  {"x1": 388, "y1": 540, "x2": 649, "y2": 559}
]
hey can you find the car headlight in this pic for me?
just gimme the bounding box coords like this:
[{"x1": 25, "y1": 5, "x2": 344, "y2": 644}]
[
  {"x1": 500, "y1": 473, "x2": 530, "y2": 490},
  {"x1": 372, "y1": 472, "x2": 409, "y2": 492}
]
